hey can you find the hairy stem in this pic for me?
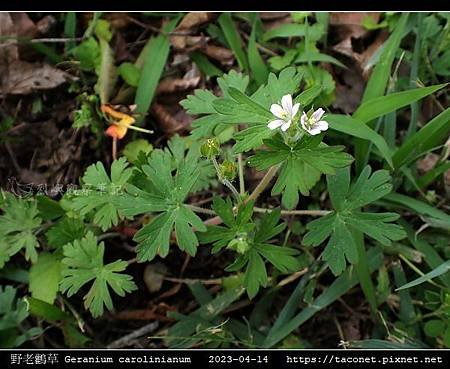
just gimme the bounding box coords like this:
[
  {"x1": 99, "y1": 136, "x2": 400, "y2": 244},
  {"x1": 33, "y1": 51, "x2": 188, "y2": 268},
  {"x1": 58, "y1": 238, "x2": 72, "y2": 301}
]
[
  {"x1": 245, "y1": 165, "x2": 279, "y2": 204},
  {"x1": 187, "y1": 204, "x2": 216, "y2": 216},
  {"x1": 112, "y1": 137, "x2": 117, "y2": 161},
  {"x1": 253, "y1": 207, "x2": 331, "y2": 216},
  {"x1": 238, "y1": 153, "x2": 245, "y2": 195}
]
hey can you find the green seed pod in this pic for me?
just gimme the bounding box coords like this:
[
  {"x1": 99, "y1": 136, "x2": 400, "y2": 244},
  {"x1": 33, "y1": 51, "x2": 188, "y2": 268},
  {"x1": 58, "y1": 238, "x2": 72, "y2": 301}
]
[
  {"x1": 219, "y1": 160, "x2": 237, "y2": 180},
  {"x1": 200, "y1": 138, "x2": 220, "y2": 159}
]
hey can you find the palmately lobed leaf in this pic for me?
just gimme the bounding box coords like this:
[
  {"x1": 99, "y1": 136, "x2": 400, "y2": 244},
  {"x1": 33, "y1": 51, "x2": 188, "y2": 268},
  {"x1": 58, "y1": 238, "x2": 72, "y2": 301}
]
[
  {"x1": 0, "y1": 192, "x2": 42, "y2": 265},
  {"x1": 115, "y1": 139, "x2": 206, "y2": 262},
  {"x1": 134, "y1": 205, "x2": 206, "y2": 262},
  {"x1": 344, "y1": 166, "x2": 392, "y2": 210},
  {"x1": 60, "y1": 232, "x2": 136, "y2": 318},
  {"x1": 45, "y1": 217, "x2": 85, "y2": 248},
  {"x1": 248, "y1": 135, "x2": 354, "y2": 209},
  {"x1": 180, "y1": 70, "x2": 249, "y2": 139},
  {"x1": 304, "y1": 165, "x2": 406, "y2": 275},
  {"x1": 201, "y1": 197, "x2": 300, "y2": 298},
  {"x1": 71, "y1": 158, "x2": 134, "y2": 231}
]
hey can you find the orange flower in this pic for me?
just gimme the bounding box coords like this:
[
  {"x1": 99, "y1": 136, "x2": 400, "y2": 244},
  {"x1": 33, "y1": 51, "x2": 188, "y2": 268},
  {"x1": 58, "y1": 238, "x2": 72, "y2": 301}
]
[{"x1": 102, "y1": 104, "x2": 136, "y2": 139}]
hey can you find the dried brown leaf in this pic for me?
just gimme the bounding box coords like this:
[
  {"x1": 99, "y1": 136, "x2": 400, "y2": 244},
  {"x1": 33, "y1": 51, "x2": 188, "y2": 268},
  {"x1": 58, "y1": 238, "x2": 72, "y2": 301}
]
[
  {"x1": 143, "y1": 263, "x2": 167, "y2": 293},
  {"x1": 176, "y1": 12, "x2": 215, "y2": 30},
  {"x1": 202, "y1": 44, "x2": 234, "y2": 65},
  {"x1": 259, "y1": 12, "x2": 290, "y2": 20},
  {"x1": 9, "y1": 12, "x2": 37, "y2": 38},
  {"x1": 0, "y1": 62, "x2": 71, "y2": 96},
  {"x1": 0, "y1": 13, "x2": 72, "y2": 96},
  {"x1": 417, "y1": 153, "x2": 440, "y2": 173},
  {"x1": 156, "y1": 76, "x2": 200, "y2": 95},
  {"x1": 170, "y1": 12, "x2": 215, "y2": 50},
  {"x1": 152, "y1": 103, "x2": 189, "y2": 134}
]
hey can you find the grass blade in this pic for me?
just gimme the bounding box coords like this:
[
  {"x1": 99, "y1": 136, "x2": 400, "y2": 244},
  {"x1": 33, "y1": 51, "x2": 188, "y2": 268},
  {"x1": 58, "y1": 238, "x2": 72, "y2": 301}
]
[
  {"x1": 397, "y1": 260, "x2": 450, "y2": 291},
  {"x1": 383, "y1": 193, "x2": 450, "y2": 229},
  {"x1": 353, "y1": 230, "x2": 378, "y2": 316},
  {"x1": 263, "y1": 247, "x2": 384, "y2": 347},
  {"x1": 95, "y1": 38, "x2": 117, "y2": 104},
  {"x1": 294, "y1": 52, "x2": 346, "y2": 69},
  {"x1": 406, "y1": 13, "x2": 424, "y2": 138},
  {"x1": 392, "y1": 107, "x2": 450, "y2": 169},
  {"x1": 190, "y1": 51, "x2": 223, "y2": 77},
  {"x1": 353, "y1": 84, "x2": 447, "y2": 124},
  {"x1": 327, "y1": 114, "x2": 393, "y2": 168},
  {"x1": 417, "y1": 162, "x2": 450, "y2": 189},
  {"x1": 361, "y1": 14, "x2": 409, "y2": 103},
  {"x1": 349, "y1": 339, "x2": 426, "y2": 349},
  {"x1": 64, "y1": 13, "x2": 76, "y2": 52},
  {"x1": 266, "y1": 268, "x2": 315, "y2": 338},
  {"x1": 218, "y1": 13, "x2": 249, "y2": 72},
  {"x1": 392, "y1": 261, "x2": 420, "y2": 336},
  {"x1": 400, "y1": 221, "x2": 450, "y2": 289},
  {"x1": 262, "y1": 23, "x2": 324, "y2": 41},
  {"x1": 354, "y1": 13, "x2": 409, "y2": 173},
  {"x1": 134, "y1": 17, "x2": 180, "y2": 122},
  {"x1": 248, "y1": 15, "x2": 269, "y2": 85}
]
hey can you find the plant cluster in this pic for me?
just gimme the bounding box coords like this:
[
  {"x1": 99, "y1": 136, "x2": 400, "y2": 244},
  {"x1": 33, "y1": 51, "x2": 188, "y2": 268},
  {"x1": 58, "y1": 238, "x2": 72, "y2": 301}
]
[{"x1": 1, "y1": 12, "x2": 449, "y2": 349}]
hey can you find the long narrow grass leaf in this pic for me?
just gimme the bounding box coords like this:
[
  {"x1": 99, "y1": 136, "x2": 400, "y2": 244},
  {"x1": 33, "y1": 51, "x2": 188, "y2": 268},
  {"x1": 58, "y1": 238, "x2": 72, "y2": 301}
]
[
  {"x1": 393, "y1": 108, "x2": 450, "y2": 169},
  {"x1": 135, "y1": 17, "x2": 180, "y2": 122},
  {"x1": 353, "y1": 84, "x2": 447, "y2": 124}
]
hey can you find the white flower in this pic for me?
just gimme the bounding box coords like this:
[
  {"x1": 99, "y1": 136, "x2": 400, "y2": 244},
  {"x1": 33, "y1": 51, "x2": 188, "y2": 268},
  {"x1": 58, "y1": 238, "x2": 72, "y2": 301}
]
[
  {"x1": 267, "y1": 94, "x2": 300, "y2": 132},
  {"x1": 300, "y1": 108, "x2": 329, "y2": 135}
]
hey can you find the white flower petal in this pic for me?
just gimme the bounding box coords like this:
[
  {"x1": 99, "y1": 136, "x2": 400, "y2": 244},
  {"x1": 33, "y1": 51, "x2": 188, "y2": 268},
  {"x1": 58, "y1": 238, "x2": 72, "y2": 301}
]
[
  {"x1": 267, "y1": 119, "x2": 285, "y2": 130},
  {"x1": 281, "y1": 95, "x2": 293, "y2": 115},
  {"x1": 308, "y1": 127, "x2": 322, "y2": 135},
  {"x1": 312, "y1": 108, "x2": 325, "y2": 121},
  {"x1": 292, "y1": 103, "x2": 300, "y2": 118},
  {"x1": 300, "y1": 112, "x2": 308, "y2": 129},
  {"x1": 270, "y1": 104, "x2": 285, "y2": 119},
  {"x1": 281, "y1": 120, "x2": 291, "y2": 132},
  {"x1": 317, "y1": 120, "x2": 329, "y2": 131}
]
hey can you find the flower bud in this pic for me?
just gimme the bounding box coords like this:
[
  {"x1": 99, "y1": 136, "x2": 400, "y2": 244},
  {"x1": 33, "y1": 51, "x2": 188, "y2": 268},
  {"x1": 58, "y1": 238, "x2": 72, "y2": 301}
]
[
  {"x1": 227, "y1": 234, "x2": 249, "y2": 254},
  {"x1": 200, "y1": 138, "x2": 220, "y2": 159},
  {"x1": 219, "y1": 160, "x2": 237, "y2": 181}
]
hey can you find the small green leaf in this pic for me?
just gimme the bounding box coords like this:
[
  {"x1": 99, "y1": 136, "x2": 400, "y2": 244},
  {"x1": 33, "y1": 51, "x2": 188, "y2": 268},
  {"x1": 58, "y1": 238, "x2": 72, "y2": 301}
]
[
  {"x1": 122, "y1": 139, "x2": 153, "y2": 164},
  {"x1": 29, "y1": 253, "x2": 62, "y2": 304},
  {"x1": 118, "y1": 62, "x2": 141, "y2": 87},
  {"x1": 243, "y1": 250, "x2": 266, "y2": 299},
  {"x1": 424, "y1": 320, "x2": 445, "y2": 338},
  {"x1": 201, "y1": 197, "x2": 299, "y2": 298},
  {"x1": 117, "y1": 142, "x2": 206, "y2": 262},
  {"x1": 263, "y1": 23, "x2": 324, "y2": 42},
  {"x1": 0, "y1": 286, "x2": 41, "y2": 348},
  {"x1": 71, "y1": 38, "x2": 100, "y2": 71}
]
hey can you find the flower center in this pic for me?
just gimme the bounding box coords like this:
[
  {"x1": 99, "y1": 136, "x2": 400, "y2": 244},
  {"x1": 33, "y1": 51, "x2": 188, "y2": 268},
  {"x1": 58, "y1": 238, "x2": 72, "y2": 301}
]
[
  {"x1": 280, "y1": 110, "x2": 289, "y2": 119},
  {"x1": 305, "y1": 116, "x2": 316, "y2": 129}
]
